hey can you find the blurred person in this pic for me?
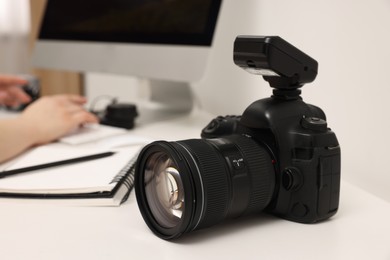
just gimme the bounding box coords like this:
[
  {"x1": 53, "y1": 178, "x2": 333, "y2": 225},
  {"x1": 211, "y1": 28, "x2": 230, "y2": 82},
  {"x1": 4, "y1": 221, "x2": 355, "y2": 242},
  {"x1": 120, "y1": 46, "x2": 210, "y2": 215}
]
[{"x1": 0, "y1": 74, "x2": 98, "y2": 163}]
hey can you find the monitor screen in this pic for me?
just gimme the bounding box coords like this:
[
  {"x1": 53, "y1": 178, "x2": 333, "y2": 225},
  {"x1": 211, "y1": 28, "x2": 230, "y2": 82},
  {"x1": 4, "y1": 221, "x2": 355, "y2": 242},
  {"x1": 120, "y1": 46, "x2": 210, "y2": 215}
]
[
  {"x1": 33, "y1": 0, "x2": 222, "y2": 82},
  {"x1": 39, "y1": 0, "x2": 221, "y2": 46}
]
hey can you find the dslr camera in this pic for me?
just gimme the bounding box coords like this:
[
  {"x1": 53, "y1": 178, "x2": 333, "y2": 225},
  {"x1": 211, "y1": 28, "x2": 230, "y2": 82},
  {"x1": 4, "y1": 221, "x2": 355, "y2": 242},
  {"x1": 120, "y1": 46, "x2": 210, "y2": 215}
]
[{"x1": 134, "y1": 36, "x2": 341, "y2": 240}]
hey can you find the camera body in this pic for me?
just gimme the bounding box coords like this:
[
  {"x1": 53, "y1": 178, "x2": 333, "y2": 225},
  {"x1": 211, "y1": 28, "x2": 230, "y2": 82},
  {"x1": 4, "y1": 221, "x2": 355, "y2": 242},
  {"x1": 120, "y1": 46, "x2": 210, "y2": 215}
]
[
  {"x1": 201, "y1": 97, "x2": 340, "y2": 223},
  {"x1": 200, "y1": 35, "x2": 341, "y2": 223}
]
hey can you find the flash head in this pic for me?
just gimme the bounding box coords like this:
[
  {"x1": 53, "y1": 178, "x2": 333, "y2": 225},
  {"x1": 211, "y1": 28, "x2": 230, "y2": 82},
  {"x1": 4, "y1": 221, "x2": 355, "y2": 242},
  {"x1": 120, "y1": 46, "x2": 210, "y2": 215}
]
[{"x1": 233, "y1": 36, "x2": 318, "y2": 90}]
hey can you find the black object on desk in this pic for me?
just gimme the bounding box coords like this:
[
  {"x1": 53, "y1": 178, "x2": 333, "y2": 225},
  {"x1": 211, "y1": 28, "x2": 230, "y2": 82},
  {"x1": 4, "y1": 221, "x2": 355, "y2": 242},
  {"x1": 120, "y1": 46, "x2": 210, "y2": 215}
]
[{"x1": 0, "y1": 151, "x2": 115, "y2": 178}]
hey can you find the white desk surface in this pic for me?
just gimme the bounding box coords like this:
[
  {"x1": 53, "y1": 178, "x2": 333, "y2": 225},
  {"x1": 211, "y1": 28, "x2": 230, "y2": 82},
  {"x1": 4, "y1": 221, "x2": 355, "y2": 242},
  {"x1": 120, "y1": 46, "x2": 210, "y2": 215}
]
[{"x1": 0, "y1": 109, "x2": 389, "y2": 260}]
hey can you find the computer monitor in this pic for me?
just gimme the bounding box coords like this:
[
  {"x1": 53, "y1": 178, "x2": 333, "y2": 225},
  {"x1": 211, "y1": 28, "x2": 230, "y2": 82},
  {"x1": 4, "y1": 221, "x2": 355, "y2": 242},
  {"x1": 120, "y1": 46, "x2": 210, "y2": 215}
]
[{"x1": 32, "y1": 0, "x2": 222, "y2": 116}]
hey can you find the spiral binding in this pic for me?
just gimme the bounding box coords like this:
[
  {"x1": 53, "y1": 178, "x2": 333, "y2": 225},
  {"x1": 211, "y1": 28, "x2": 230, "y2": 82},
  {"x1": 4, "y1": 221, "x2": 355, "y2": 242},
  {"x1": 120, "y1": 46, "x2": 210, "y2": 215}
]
[{"x1": 109, "y1": 152, "x2": 139, "y2": 204}]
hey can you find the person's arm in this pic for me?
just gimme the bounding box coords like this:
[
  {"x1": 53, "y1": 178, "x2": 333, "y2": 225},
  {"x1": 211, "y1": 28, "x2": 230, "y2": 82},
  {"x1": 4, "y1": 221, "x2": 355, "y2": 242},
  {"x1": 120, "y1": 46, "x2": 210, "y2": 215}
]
[
  {"x1": 0, "y1": 94, "x2": 98, "y2": 163},
  {"x1": 0, "y1": 75, "x2": 30, "y2": 106},
  {"x1": 0, "y1": 117, "x2": 37, "y2": 163}
]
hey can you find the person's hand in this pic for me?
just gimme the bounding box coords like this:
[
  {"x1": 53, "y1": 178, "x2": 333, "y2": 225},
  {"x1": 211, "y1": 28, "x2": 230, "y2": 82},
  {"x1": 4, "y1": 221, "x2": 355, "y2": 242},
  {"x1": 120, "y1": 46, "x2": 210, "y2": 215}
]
[
  {"x1": 19, "y1": 94, "x2": 99, "y2": 145},
  {"x1": 0, "y1": 75, "x2": 31, "y2": 106}
]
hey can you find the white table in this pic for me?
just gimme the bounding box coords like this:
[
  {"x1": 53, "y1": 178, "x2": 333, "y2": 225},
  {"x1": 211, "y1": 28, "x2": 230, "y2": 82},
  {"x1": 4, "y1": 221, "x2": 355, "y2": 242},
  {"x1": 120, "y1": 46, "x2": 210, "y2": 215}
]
[{"x1": 0, "y1": 110, "x2": 389, "y2": 259}]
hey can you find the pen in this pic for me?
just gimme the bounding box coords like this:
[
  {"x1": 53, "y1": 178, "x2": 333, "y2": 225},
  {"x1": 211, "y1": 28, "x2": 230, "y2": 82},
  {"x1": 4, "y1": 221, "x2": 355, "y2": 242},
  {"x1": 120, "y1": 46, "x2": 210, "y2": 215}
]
[{"x1": 0, "y1": 151, "x2": 116, "y2": 178}]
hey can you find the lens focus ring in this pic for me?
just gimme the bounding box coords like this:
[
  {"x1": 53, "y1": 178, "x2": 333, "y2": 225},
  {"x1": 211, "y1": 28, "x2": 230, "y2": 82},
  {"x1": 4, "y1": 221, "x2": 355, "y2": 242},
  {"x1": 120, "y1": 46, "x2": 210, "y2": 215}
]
[
  {"x1": 176, "y1": 139, "x2": 230, "y2": 230},
  {"x1": 228, "y1": 135, "x2": 275, "y2": 214}
]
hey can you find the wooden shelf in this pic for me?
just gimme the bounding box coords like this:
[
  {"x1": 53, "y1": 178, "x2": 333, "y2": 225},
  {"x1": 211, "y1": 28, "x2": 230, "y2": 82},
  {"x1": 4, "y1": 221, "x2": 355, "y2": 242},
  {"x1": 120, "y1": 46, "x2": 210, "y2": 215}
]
[{"x1": 29, "y1": 0, "x2": 82, "y2": 96}]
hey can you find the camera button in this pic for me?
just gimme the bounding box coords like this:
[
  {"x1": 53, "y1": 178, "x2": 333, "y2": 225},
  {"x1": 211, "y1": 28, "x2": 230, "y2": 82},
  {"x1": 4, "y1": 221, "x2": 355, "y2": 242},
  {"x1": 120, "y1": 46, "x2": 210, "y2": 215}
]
[
  {"x1": 301, "y1": 116, "x2": 327, "y2": 132},
  {"x1": 282, "y1": 167, "x2": 302, "y2": 191},
  {"x1": 291, "y1": 203, "x2": 309, "y2": 218}
]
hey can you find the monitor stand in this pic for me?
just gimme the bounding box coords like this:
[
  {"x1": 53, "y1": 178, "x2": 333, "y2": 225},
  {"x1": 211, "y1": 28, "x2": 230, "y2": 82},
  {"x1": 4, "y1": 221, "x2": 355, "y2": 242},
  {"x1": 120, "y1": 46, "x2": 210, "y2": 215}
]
[{"x1": 136, "y1": 79, "x2": 194, "y2": 126}]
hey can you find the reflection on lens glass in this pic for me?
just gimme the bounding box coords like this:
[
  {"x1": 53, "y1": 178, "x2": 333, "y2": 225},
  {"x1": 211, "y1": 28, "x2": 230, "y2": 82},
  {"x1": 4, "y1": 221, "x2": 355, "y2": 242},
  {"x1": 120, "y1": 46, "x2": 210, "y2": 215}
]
[{"x1": 144, "y1": 152, "x2": 185, "y2": 228}]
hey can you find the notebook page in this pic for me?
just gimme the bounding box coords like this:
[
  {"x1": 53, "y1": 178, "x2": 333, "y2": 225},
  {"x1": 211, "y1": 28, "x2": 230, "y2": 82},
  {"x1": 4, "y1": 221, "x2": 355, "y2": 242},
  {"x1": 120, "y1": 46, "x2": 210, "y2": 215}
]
[{"x1": 0, "y1": 145, "x2": 141, "y2": 194}]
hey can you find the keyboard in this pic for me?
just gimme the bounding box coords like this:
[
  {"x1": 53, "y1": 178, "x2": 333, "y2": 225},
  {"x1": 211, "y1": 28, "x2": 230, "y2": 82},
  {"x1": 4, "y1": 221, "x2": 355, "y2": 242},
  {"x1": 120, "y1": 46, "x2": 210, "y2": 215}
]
[{"x1": 59, "y1": 124, "x2": 127, "y2": 145}]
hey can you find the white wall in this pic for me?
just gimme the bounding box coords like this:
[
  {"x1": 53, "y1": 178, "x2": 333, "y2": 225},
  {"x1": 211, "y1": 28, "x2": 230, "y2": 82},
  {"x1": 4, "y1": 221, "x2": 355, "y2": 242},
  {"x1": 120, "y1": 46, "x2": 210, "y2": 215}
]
[
  {"x1": 86, "y1": 0, "x2": 390, "y2": 202},
  {"x1": 259, "y1": 0, "x2": 390, "y2": 202},
  {"x1": 0, "y1": 0, "x2": 30, "y2": 73},
  {"x1": 200, "y1": 0, "x2": 390, "y2": 202}
]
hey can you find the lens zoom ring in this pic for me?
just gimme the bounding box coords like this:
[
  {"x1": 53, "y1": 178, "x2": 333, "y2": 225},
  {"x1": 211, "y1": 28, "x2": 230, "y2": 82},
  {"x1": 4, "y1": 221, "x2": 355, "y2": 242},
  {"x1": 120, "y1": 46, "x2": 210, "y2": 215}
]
[
  {"x1": 232, "y1": 135, "x2": 275, "y2": 214},
  {"x1": 179, "y1": 139, "x2": 229, "y2": 229}
]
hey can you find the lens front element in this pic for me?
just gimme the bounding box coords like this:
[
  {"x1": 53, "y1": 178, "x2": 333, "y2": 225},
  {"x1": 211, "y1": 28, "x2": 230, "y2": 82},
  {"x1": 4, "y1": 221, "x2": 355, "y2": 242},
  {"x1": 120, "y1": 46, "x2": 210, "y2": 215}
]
[{"x1": 144, "y1": 152, "x2": 185, "y2": 228}]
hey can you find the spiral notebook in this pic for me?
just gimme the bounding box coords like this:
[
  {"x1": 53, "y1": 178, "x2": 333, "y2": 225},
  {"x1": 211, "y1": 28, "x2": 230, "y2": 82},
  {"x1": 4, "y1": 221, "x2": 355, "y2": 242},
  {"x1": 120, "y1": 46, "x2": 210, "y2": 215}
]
[{"x1": 0, "y1": 144, "x2": 142, "y2": 206}]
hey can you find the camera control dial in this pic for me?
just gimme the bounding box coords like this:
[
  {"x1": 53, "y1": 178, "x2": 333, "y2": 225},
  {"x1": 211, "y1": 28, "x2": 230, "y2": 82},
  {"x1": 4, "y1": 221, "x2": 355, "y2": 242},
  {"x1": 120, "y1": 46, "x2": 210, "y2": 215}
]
[
  {"x1": 201, "y1": 115, "x2": 241, "y2": 138},
  {"x1": 301, "y1": 116, "x2": 327, "y2": 132}
]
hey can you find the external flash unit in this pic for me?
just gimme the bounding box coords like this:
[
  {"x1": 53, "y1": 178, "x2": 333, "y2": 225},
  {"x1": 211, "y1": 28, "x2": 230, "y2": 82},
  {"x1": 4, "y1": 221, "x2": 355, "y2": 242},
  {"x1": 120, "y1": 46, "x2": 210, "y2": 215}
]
[{"x1": 233, "y1": 36, "x2": 318, "y2": 91}]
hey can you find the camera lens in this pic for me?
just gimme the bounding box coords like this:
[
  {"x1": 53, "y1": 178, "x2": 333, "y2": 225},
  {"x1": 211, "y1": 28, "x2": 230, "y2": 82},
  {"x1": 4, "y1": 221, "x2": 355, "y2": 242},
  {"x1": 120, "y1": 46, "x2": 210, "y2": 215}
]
[{"x1": 135, "y1": 135, "x2": 275, "y2": 239}]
